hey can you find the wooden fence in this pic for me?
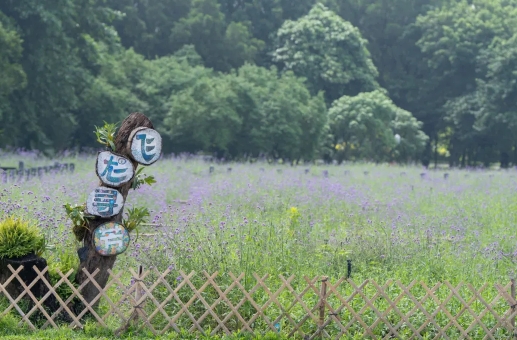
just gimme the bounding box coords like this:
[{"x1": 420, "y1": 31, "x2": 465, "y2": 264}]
[
  {"x1": 0, "y1": 162, "x2": 75, "y2": 183},
  {"x1": 1, "y1": 264, "x2": 517, "y2": 339}
]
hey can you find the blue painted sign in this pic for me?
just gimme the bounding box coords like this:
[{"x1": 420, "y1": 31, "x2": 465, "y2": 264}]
[
  {"x1": 96, "y1": 151, "x2": 134, "y2": 187},
  {"x1": 86, "y1": 187, "x2": 124, "y2": 217},
  {"x1": 93, "y1": 222, "x2": 130, "y2": 256},
  {"x1": 129, "y1": 128, "x2": 162, "y2": 165}
]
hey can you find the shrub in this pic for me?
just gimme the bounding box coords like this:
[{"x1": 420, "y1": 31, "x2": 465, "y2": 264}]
[
  {"x1": 0, "y1": 216, "x2": 45, "y2": 259},
  {"x1": 48, "y1": 249, "x2": 79, "y2": 300}
]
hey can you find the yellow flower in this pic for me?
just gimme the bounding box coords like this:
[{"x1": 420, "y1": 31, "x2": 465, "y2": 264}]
[{"x1": 288, "y1": 207, "x2": 301, "y2": 234}]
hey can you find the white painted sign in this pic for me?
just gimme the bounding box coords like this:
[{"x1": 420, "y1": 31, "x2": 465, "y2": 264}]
[
  {"x1": 93, "y1": 222, "x2": 130, "y2": 256},
  {"x1": 96, "y1": 151, "x2": 134, "y2": 187},
  {"x1": 129, "y1": 127, "x2": 162, "y2": 165},
  {"x1": 86, "y1": 187, "x2": 124, "y2": 217}
]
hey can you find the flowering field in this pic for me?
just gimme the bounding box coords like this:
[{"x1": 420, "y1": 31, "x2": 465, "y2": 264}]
[{"x1": 1, "y1": 152, "x2": 516, "y2": 286}]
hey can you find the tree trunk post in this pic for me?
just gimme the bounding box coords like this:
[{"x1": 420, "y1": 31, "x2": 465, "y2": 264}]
[{"x1": 75, "y1": 113, "x2": 155, "y2": 306}]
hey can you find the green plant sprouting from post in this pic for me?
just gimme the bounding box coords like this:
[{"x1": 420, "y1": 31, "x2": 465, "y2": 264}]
[
  {"x1": 123, "y1": 207, "x2": 150, "y2": 243},
  {"x1": 64, "y1": 203, "x2": 91, "y2": 241},
  {"x1": 123, "y1": 207, "x2": 150, "y2": 232},
  {"x1": 94, "y1": 121, "x2": 118, "y2": 151},
  {"x1": 131, "y1": 167, "x2": 157, "y2": 190}
]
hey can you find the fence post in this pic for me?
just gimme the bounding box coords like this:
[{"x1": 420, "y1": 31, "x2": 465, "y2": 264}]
[
  {"x1": 318, "y1": 276, "x2": 328, "y2": 339},
  {"x1": 135, "y1": 265, "x2": 146, "y2": 320},
  {"x1": 115, "y1": 265, "x2": 146, "y2": 336},
  {"x1": 510, "y1": 279, "x2": 517, "y2": 338}
]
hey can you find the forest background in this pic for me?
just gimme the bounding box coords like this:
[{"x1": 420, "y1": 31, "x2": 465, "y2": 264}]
[{"x1": 1, "y1": 0, "x2": 516, "y2": 168}]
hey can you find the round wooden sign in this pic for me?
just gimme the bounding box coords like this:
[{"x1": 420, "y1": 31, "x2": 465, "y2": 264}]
[
  {"x1": 86, "y1": 187, "x2": 124, "y2": 218},
  {"x1": 128, "y1": 127, "x2": 162, "y2": 165},
  {"x1": 93, "y1": 222, "x2": 130, "y2": 256},
  {"x1": 96, "y1": 151, "x2": 134, "y2": 187}
]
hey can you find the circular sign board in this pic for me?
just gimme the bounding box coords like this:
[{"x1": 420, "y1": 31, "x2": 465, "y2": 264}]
[
  {"x1": 86, "y1": 187, "x2": 124, "y2": 218},
  {"x1": 93, "y1": 222, "x2": 130, "y2": 256},
  {"x1": 96, "y1": 151, "x2": 134, "y2": 187},
  {"x1": 128, "y1": 127, "x2": 162, "y2": 165}
]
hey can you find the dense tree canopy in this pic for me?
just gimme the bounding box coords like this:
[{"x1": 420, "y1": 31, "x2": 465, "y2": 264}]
[
  {"x1": 272, "y1": 4, "x2": 379, "y2": 104},
  {"x1": 329, "y1": 90, "x2": 427, "y2": 163},
  {"x1": 0, "y1": 0, "x2": 516, "y2": 166}
]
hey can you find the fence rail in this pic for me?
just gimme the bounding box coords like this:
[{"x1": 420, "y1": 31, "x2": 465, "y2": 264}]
[
  {"x1": 0, "y1": 162, "x2": 75, "y2": 183},
  {"x1": 1, "y1": 264, "x2": 516, "y2": 339}
]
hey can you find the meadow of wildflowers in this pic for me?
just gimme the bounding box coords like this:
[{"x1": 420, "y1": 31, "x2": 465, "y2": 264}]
[{"x1": 1, "y1": 150, "x2": 516, "y2": 287}]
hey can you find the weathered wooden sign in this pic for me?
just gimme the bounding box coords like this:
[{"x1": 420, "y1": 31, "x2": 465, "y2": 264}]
[
  {"x1": 86, "y1": 187, "x2": 124, "y2": 217},
  {"x1": 128, "y1": 127, "x2": 162, "y2": 165},
  {"x1": 93, "y1": 222, "x2": 130, "y2": 256},
  {"x1": 96, "y1": 151, "x2": 134, "y2": 187}
]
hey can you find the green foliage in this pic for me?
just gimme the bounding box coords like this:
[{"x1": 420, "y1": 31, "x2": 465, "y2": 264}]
[
  {"x1": 94, "y1": 122, "x2": 118, "y2": 151},
  {"x1": 329, "y1": 90, "x2": 427, "y2": 163},
  {"x1": 272, "y1": 3, "x2": 379, "y2": 104},
  {"x1": 0, "y1": 12, "x2": 26, "y2": 98},
  {"x1": 165, "y1": 73, "x2": 243, "y2": 154},
  {"x1": 63, "y1": 203, "x2": 90, "y2": 242},
  {"x1": 47, "y1": 249, "x2": 80, "y2": 301},
  {"x1": 0, "y1": 0, "x2": 120, "y2": 151},
  {"x1": 169, "y1": 0, "x2": 262, "y2": 71},
  {"x1": 2, "y1": 0, "x2": 517, "y2": 165},
  {"x1": 227, "y1": 64, "x2": 328, "y2": 161},
  {"x1": 413, "y1": 0, "x2": 517, "y2": 166},
  {"x1": 391, "y1": 109, "x2": 430, "y2": 163},
  {"x1": 0, "y1": 216, "x2": 45, "y2": 259},
  {"x1": 162, "y1": 63, "x2": 327, "y2": 160},
  {"x1": 123, "y1": 207, "x2": 150, "y2": 232},
  {"x1": 132, "y1": 167, "x2": 157, "y2": 190}
]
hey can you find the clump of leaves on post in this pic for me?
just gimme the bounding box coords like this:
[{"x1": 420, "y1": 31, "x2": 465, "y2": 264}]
[
  {"x1": 94, "y1": 121, "x2": 118, "y2": 151},
  {"x1": 64, "y1": 203, "x2": 91, "y2": 242},
  {"x1": 123, "y1": 207, "x2": 150, "y2": 242}
]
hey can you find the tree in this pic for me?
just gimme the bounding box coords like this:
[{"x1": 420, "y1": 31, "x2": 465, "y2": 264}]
[
  {"x1": 107, "y1": 0, "x2": 191, "y2": 58},
  {"x1": 327, "y1": 0, "x2": 442, "y2": 153},
  {"x1": 164, "y1": 73, "x2": 242, "y2": 155},
  {"x1": 329, "y1": 90, "x2": 427, "y2": 163},
  {"x1": 72, "y1": 44, "x2": 149, "y2": 147},
  {"x1": 0, "y1": 11, "x2": 26, "y2": 144},
  {"x1": 475, "y1": 34, "x2": 517, "y2": 167},
  {"x1": 272, "y1": 3, "x2": 379, "y2": 104},
  {"x1": 414, "y1": 0, "x2": 517, "y2": 166},
  {"x1": 0, "y1": 0, "x2": 120, "y2": 152},
  {"x1": 136, "y1": 47, "x2": 212, "y2": 151},
  {"x1": 160, "y1": 63, "x2": 327, "y2": 160},
  {"x1": 227, "y1": 64, "x2": 327, "y2": 161},
  {"x1": 391, "y1": 108, "x2": 429, "y2": 163},
  {"x1": 218, "y1": 0, "x2": 317, "y2": 66},
  {"x1": 170, "y1": 0, "x2": 263, "y2": 71}
]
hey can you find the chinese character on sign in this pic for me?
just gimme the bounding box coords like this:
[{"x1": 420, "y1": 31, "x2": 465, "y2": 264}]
[
  {"x1": 136, "y1": 133, "x2": 156, "y2": 162},
  {"x1": 86, "y1": 187, "x2": 124, "y2": 217},
  {"x1": 96, "y1": 151, "x2": 134, "y2": 187},
  {"x1": 100, "y1": 230, "x2": 123, "y2": 248},
  {"x1": 130, "y1": 128, "x2": 162, "y2": 165},
  {"x1": 100, "y1": 155, "x2": 127, "y2": 183},
  {"x1": 94, "y1": 222, "x2": 130, "y2": 256}
]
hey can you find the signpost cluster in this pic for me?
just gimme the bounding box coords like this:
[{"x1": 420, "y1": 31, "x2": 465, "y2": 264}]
[{"x1": 85, "y1": 126, "x2": 162, "y2": 257}]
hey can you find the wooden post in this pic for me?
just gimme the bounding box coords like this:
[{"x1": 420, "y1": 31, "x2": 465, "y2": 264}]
[
  {"x1": 510, "y1": 279, "x2": 517, "y2": 338},
  {"x1": 318, "y1": 277, "x2": 328, "y2": 339},
  {"x1": 115, "y1": 265, "x2": 145, "y2": 335},
  {"x1": 134, "y1": 265, "x2": 145, "y2": 323},
  {"x1": 75, "y1": 113, "x2": 155, "y2": 307}
]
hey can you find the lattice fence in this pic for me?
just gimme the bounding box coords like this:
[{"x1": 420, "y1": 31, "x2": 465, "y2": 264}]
[{"x1": 1, "y1": 264, "x2": 517, "y2": 339}]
